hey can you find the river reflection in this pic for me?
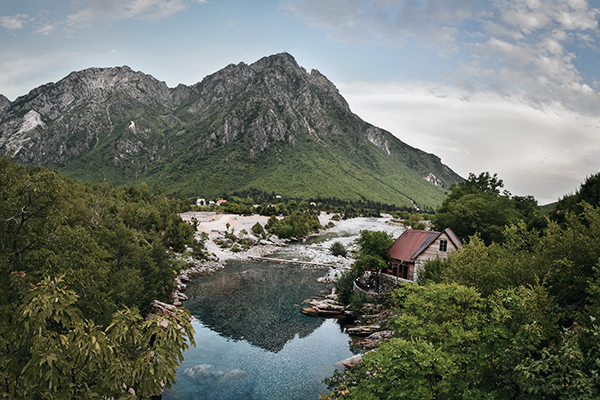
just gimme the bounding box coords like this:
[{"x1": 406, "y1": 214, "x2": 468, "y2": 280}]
[
  {"x1": 164, "y1": 260, "x2": 355, "y2": 400},
  {"x1": 183, "y1": 261, "x2": 328, "y2": 352}
]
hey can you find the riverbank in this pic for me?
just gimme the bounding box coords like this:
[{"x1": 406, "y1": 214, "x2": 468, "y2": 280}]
[
  {"x1": 173, "y1": 213, "x2": 405, "y2": 304},
  {"x1": 177, "y1": 211, "x2": 350, "y2": 276}
]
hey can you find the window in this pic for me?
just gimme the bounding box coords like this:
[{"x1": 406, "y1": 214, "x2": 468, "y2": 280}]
[
  {"x1": 439, "y1": 239, "x2": 448, "y2": 252},
  {"x1": 400, "y1": 264, "x2": 409, "y2": 280}
]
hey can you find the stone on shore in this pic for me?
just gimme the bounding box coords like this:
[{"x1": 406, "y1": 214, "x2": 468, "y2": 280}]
[{"x1": 334, "y1": 354, "x2": 363, "y2": 369}]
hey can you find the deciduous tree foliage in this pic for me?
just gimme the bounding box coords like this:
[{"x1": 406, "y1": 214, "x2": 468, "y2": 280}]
[
  {"x1": 323, "y1": 284, "x2": 575, "y2": 400},
  {"x1": 0, "y1": 158, "x2": 196, "y2": 398},
  {"x1": 352, "y1": 230, "x2": 394, "y2": 275},
  {"x1": 433, "y1": 172, "x2": 541, "y2": 245},
  {"x1": 265, "y1": 210, "x2": 321, "y2": 239},
  {"x1": 324, "y1": 172, "x2": 600, "y2": 400},
  {"x1": 0, "y1": 276, "x2": 194, "y2": 399}
]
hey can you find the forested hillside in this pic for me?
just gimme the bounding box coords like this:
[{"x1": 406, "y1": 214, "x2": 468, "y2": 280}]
[
  {"x1": 0, "y1": 157, "x2": 196, "y2": 398},
  {"x1": 323, "y1": 172, "x2": 600, "y2": 399}
]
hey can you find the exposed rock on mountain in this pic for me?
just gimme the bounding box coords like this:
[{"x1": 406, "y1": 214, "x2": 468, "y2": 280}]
[
  {"x1": 0, "y1": 95, "x2": 10, "y2": 113},
  {"x1": 0, "y1": 53, "x2": 462, "y2": 208}
]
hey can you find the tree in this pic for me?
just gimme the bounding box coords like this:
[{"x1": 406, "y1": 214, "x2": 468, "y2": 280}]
[
  {"x1": 353, "y1": 230, "x2": 393, "y2": 273},
  {"x1": 352, "y1": 230, "x2": 394, "y2": 292},
  {"x1": 553, "y1": 172, "x2": 600, "y2": 223},
  {"x1": 0, "y1": 158, "x2": 202, "y2": 395},
  {"x1": 0, "y1": 276, "x2": 195, "y2": 399},
  {"x1": 433, "y1": 172, "x2": 538, "y2": 245},
  {"x1": 251, "y1": 222, "x2": 266, "y2": 238},
  {"x1": 323, "y1": 283, "x2": 556, "y2": 400}
]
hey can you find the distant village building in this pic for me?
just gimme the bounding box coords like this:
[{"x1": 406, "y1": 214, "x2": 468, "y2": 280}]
[
  {"x1": 386, "y1": 228, "x2": 462, "y2": 282},
  {"x1": 196, "y1": 198, "x2": 206, "y2": 206},
  {"x1": 217, "y1": 199, "x2": 227, "y2": 206}
]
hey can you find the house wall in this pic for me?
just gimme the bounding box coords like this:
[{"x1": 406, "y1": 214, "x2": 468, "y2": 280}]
[
  {"x1": 388, "y1": 260, "x2": 416, "y2": 281},
  {"x1": 413, "y1": 233, "x2": 460, "y2": 281}
]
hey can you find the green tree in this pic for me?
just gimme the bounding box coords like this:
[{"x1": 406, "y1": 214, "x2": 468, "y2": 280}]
[
  {"x1": 352, "y1": 230, "x2": 394, "y2": 293},
  {"x1": 324, "y1": 283, "x2": 556, "y2": 400},
  {"x1": 251, "y1": 222, "x2": 266, "y2": 238},
  {"x1": 0, "y1": 276, "x2": 194, "y2": 399},
  {"x1": 352, "y1": 230, "x2": 393, "y2": 275},
  {"x1": 266, "y1": 210, "x2": 321, "y2": 239},
  {"x1": 537, "y1": 203, "x2": 600, "y2": 312},
  {"x1": 433, "y1": 172, "x2": 537, "y2": 245}
]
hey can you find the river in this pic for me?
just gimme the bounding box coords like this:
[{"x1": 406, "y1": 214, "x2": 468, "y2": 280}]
[{"x1": 163, "y1": 216, "x2": 405, "y2": 400}]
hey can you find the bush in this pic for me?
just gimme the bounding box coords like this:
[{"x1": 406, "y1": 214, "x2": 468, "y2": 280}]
[
  {"x1": 252, "y1": 222, "x2": 266, "y2": 237},
  {"x1": 266, "y1": 210, "x2": 321, "y2": 239},
  {"x1": 335, "y1": 270, "x2": 356, "y2": 306},
  {"x1": 349, "y1": 291, "x2": 368, "y2": 314},
  {"x1": 330, "y1": 241, "x2": 348, "y2": 257}
]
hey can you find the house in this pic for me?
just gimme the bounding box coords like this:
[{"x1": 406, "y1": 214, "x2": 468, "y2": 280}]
[
  {"x1": 386, "y1": 228, "x2": 462, "y2": 282},
  {"x1": 196, "y1": 198, "x2": 206, "y2": 206}
]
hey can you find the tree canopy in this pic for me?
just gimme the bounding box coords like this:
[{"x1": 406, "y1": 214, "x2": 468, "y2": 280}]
[
  {"x1": 352, "y1": 230, "x2": 394, "y2": 275},
  {"x1": 324, "y1": 172, "x2": 600, "y2": 400},
  {"x1": 0, "y1": 157, "x2": 196, "y2": 398},
  {"x1": 432, "y1": 172, "x2": 541, "y2": 245}
]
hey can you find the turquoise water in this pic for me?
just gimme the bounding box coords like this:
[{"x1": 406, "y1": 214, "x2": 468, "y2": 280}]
[{"x1": 163, "y1": 261, "x2": 355, "y2": 400}]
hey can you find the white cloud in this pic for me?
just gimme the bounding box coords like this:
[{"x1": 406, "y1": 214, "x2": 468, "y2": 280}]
[
  {"x1": 67, "y1": 0, "x2": 187, "y2": 26},
  {"x1": 338, "y1": 80, "x2": 600, "y2": 204},
  {"x1": 0, "y1": 14, "x2": 31, "y2": 30},
  {"x1": 284, "y1": 0, "x2": 478, "y2": 48},
  {"x1": 35, "y1": 24, "x2": 56, "y2": 35},
  {"x1": 287, "y1": 0, "x2": 600, "y2": 114}
]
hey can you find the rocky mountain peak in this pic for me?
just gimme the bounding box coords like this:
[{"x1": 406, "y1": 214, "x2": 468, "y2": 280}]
[
  {"x1": 8, "y1": 66, "x2": 172, "y2": 121},
  {"x1": 0, "y1": 94, "x2": 10, "y2": 113},
  {"x1": 251, "y1": 52, "x2": 301, "y2": 71}
]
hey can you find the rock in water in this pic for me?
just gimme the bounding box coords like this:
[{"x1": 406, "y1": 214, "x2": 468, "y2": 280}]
[
  {"x1": 182, "y1": 364, "x2": 221, "y2": 383},
  {"x1": 220, "y1": 369, "x2": 249, "y2": 382}
]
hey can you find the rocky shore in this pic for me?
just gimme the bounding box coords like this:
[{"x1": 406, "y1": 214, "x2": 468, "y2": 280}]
[{"x1": 172, "y1": 236, "x2": 285, "y2": 305}]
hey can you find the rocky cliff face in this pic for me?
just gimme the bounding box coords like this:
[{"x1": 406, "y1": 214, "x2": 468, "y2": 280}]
[
  {"x1": 0, "y1": 53, "x2": 462, "y2": 208},
  {"x1": 0, "y1": 95, "x2": 10, "y2": 113}
]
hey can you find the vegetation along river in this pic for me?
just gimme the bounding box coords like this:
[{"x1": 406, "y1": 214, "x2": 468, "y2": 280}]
[{"x1": 162, "y1": 260, "x2": 356, "y2": 400}]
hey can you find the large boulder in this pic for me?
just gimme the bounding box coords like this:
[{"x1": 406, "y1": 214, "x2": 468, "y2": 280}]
[
  {"x1": 333, "y1": 354, "x2": 363, "y2": 369},
  {"x1": 241, "y1": 234, "x2": 259, "y2": 245}
]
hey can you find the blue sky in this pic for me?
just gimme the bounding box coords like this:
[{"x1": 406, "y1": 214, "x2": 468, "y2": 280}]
[{"x1": 1, "y1": 0, "x2": 600, "y2": 204}]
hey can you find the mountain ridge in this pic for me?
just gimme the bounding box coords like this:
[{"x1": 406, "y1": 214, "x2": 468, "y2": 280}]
[{"x1": 0, "y1": 52, "x2": 462, "y2": 209}]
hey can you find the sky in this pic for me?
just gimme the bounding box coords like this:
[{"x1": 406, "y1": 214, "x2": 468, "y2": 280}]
[{"x1": 2, "y1": 0, "x2": 600, "y2": 205}]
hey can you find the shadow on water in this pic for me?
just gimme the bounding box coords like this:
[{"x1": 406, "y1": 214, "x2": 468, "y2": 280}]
[
  {"x1": 183, "y1": 260, "x2": 327, "y2": 352},
  {"x1": 164, "y1": 260, "x2": 355, "y2": 400}
]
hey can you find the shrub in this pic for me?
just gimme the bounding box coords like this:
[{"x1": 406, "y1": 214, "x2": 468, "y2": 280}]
[
  {"x1": 252, "y1": 222, "x2": 266, "y2": 237},
  {"x1": 330, "y1": 241, "x2": 348, "y2": 257},
  {"x1": 349, "y1": 291, "x2": 368, "y2": 314},
  {"x1": 336, "y1": 270, "x2": 356, "y2": 306}
]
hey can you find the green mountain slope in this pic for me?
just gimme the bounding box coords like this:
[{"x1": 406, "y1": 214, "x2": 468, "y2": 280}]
[{"x1": 0, "y1": 53, "x2": 462, "y2": 209}]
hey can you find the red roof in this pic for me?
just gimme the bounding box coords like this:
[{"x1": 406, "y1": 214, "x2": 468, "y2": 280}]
[{"x1": 388, "y1": 228, "x2": 461, "y2": 263}]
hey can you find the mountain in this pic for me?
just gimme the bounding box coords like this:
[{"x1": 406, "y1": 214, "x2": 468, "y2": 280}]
[{"x1": 0, "y1": 53, "x2": 462, "y2": 209}]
